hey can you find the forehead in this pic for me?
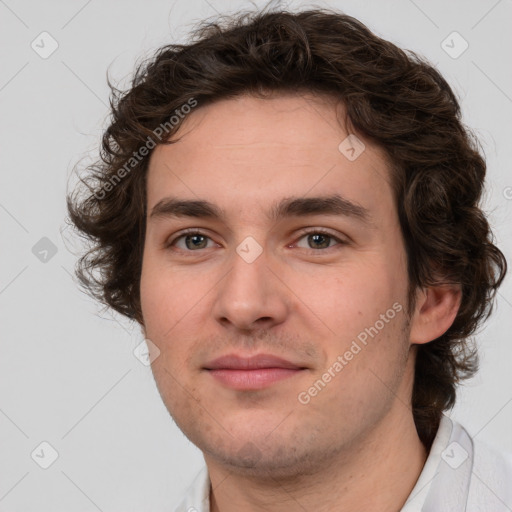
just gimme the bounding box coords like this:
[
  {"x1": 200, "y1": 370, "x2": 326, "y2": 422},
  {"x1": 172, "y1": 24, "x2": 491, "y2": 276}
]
[{"x1": 146, "y1": 93, "x2": 394, "y2": 223}]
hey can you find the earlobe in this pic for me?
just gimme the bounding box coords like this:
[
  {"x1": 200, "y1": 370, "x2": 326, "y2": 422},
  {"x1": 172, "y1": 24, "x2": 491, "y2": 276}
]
[{"x1": 409, "y1": 284, "x2": 462, "y2": 345}]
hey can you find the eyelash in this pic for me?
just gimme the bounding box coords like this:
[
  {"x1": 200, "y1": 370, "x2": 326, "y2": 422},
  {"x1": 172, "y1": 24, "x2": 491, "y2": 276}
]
[{"x1": 166, "y1": 228, "x2": 348, "y2": 253}]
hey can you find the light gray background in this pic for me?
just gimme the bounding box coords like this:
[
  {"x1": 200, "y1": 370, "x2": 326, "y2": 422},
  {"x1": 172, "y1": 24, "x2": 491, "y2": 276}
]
[{"x1": 1, "y1": 0, "x2": 511, "y2": 510}]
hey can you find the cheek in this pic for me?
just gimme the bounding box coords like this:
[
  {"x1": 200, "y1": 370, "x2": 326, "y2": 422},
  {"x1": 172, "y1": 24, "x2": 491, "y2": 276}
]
[
  {"x1": 140, "y1": 260, "x2": 198, "y2": 332},
  {"x1": 297, "y1": 313, "x2": 410, "y2": 431},
  {"x1": 294, "y1": 260, "x2": 409, "y2": 393},
  {"x1": 298, "y1": 260, "x2": 403, "y2": 330},
  {"x1": 140, "y1": 262, "x2": 208, "y2": 375}
]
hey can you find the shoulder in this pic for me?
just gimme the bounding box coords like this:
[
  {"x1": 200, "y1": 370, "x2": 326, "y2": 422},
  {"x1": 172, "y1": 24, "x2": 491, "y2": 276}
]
[{"x1": 467, "y1": 429, "x2": 512, "y2": 511}]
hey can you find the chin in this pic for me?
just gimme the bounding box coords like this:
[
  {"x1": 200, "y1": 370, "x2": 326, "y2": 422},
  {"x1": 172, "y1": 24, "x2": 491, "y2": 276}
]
[{"x1": 200, "y1": 431, "x2": 333, "y2": 481}]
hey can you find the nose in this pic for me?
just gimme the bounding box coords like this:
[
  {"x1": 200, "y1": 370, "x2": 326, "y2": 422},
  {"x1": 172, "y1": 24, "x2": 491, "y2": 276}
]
[{"x1": 212, "y1": 243, "x2": 289, "y2": 332}]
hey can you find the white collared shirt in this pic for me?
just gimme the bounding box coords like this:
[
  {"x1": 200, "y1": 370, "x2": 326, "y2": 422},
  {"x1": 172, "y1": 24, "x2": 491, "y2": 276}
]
[{"x1": 174, "y1": 414, "x2": 512, "y2": 511}]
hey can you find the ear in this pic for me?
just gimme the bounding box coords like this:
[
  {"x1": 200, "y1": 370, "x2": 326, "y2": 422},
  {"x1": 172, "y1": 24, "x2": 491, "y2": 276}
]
[{"x1": 409, "y1": 284, "x2": 462, "y2": 345}]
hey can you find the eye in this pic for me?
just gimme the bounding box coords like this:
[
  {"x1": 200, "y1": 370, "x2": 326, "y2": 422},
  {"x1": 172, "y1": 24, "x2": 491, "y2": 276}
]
[
  {"x1": 168, "y1": 230, "x2": 217, "y2": 251},
  {"x1": 165, "y1": 228, "x2": 348, "y2": 253},
  {"x1": 294, "y1": 229, "x2": 347, "y2": 251}
]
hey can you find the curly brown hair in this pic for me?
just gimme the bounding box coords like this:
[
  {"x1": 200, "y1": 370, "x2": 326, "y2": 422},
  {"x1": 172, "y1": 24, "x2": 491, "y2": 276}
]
[{"x1": 67, "y1": 6, "x2": 507, "y2": 449}]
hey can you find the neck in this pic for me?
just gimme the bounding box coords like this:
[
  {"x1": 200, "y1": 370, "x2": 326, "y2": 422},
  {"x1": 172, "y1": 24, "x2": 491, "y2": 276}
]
[{"x1": 206, "y1": 401, "x2": 428, "y2": 512}]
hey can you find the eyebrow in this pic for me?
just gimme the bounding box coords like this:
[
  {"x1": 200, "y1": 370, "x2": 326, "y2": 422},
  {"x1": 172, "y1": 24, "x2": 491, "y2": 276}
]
[{"x1": 149, "y1": 194, "x2": 373, "y2": 226}]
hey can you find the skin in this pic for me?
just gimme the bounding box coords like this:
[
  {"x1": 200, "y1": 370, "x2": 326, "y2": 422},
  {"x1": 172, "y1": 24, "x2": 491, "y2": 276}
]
[{"x1": 140, "y1": 92, "x2": 461, "y2": 512}]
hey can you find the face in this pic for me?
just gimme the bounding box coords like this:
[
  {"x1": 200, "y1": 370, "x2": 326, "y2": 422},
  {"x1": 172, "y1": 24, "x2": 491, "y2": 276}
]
[{"x1": 140, "y1": 93, "x2": 415, "y2": 476}]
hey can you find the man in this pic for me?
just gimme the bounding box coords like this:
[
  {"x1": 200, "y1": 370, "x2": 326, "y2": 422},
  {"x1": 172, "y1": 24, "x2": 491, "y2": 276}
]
[{"x1": 67, "y1": 6, "x2": 511, "y2": 511}]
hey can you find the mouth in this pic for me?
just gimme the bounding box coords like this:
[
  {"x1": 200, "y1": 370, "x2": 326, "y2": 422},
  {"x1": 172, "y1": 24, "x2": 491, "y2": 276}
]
[{"x1": 203, "y1": 353, "x2": 308, "y2": 390}]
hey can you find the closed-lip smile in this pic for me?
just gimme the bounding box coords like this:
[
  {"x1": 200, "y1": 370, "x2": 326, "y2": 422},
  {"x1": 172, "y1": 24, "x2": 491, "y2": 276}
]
[{"x1": 203, "y1": 353, "x2": 307, "y2": 390}]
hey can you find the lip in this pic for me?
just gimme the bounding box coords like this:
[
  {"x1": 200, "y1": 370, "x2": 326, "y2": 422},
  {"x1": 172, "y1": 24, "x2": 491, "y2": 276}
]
[
  {"x1": 204, "y1": 354, "x2": 304, "y2": 370},
  {"x1": 204, "y1": 353, "x2": 307, "y2": 390}
]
